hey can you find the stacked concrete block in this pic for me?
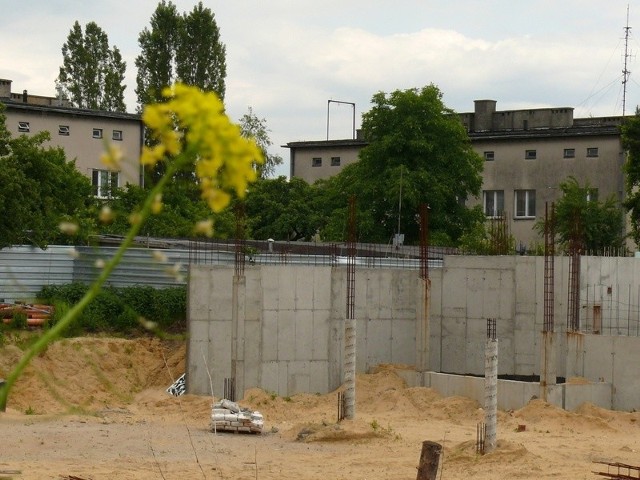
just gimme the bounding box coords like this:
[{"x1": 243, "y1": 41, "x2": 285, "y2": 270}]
[{"x1": 211, "y1": 399, "x2": 263, "y2": 434}]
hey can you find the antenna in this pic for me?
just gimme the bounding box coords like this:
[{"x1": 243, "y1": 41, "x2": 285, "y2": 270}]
[
  {"x1": 622, "y1": 5, "x2": 632, "y2": 116},
  {"x1": 326, "y1": 100, "x2": 356, "y2": 140}
]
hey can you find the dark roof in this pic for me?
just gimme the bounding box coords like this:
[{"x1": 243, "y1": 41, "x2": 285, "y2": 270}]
[
  {"x1": 284, "y1": 138, "x2": 368, "y2": 149},
  {"x1": 468, "y1": 124, "x2": 621, "y2": 141},
  {"x1": 1, "y1": 99, "x2": 141, "y2": 122}
]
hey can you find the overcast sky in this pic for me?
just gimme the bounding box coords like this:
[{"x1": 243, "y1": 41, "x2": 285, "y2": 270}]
[{"x1": 2, "y1": 1, "x2": 639, "y2": 177}]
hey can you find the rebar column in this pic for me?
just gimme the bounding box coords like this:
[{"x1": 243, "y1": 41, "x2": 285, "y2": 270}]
[
  {"x1": 417, "y1": 203, "x2": 431, "y2": 372},
  {"x1": 344, "y1": 196, "x2": 357, "y2": 419},
  {"x1": 567, "y1": 213, "x2": 582, "y2": 332},
  {"x1": 484, "y1": 318, "x2": 498, "y2": 454},
  {"x1": 541, "y1": 203, "x2": 557, "y2": 400}
]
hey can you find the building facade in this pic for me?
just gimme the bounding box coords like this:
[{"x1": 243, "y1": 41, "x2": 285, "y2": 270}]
[
  {"x1": 1, "y1": 78, "x2": 144, "y2": 197},
  {"x1": 286, "y1": 100, "x2": 626, "y2": 248}
]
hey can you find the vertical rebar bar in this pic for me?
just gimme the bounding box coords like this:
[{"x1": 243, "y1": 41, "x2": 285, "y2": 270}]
[
  {"x1": 544, "y1": 203, "x2": 555, "y2": 333},
  {"x1": 234, "y1": 203, "x2": 246, "y2": 278},
  {"x1": 419, "y1": 203, "x2": 429, "y2": 280}
]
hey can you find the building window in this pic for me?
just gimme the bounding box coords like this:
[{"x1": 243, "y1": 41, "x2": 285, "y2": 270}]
[
  {"x1": 484, "y1": 151, "x2": 495, "y2": 161},
  {"x1": 92, "y1": 128, "x2": 103, "y2": 139},
  {"x1": 514, "y1": 190, "x2": 536, "y2": 218},
  {"x1": 18, "y1": 121, "x2": 30, "y2": 132},
  {"x1": 312, "y1": 157, "x2": 322, "y2": 167},
  {"x1": 587, "y1": 147, "x2": 599, "y2": 157},
  {"x1": 483, "y1": 190, "x2": 504, "y2": 217},
  {"x1": 58, "y1": 125, "x2": 70, "y2": 136},
  {"x1": 587, "y1": 188, "x2": 598, "y2": 202},
  {"x1": 92, "y1": 169, "x2": 119, "y2": 198},
  {"x1": 331, "y1": 156, "x2": 341, "y2": 166},
  {"x1": 525, "y1": 150, "x2": 537, "y2": 160},
  {"x1": 563, "y1": 148, "x2": 575, "y2": 158},
  {"x1": 112, "y1": 130, "x2": 123, "y2": 141}
]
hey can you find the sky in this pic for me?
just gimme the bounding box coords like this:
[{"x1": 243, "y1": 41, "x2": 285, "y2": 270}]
[{"x1": 2, "y1": 1, "x2": 640, "y2": 177}]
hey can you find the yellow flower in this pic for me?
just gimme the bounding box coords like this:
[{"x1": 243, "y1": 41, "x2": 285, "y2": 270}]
[
  {"x1": 100, "y1": 144, "x2": 123, "y2": 171},
  {"x1": 58, "y1": 221, "x2": 79, "y2": 235},
  {"x1": 99, "y1": 206, "x2": 114, "y2": 224},
  {"x1": 194, "y1": 219, "x2": 214, "y2": 237},
  {"x1": 140, "y1": 83, "x2": 263, "y2": 220}
]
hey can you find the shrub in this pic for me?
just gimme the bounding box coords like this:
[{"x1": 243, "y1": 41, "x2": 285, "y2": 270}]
[{"x1": 38, "y1": 284, "x2": 186, "y2": 335}]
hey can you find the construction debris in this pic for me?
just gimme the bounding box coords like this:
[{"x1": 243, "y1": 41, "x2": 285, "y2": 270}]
[
  {"x1": 0, "y1": 302, "x2": 53, "y2": 327},
  {"x1": 211, "y1": 399, "x2": 263, "y2": 434},
  {"x1": 593, "y1": 461, "x2": 640, "y2": 479}
]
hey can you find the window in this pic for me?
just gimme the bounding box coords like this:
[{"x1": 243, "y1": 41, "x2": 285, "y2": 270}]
[
  {"x1": 586, "y1": 188, "x2": 598, "y2": 202},
  {"x1": 92, "y1": 128, "x2": 103, "y2": 139},
  {"x1": 92, "y1": 169, "x2": 119, "y2": 198},
  {"x1": 563, "y1": 148, "x2": 575, "y2": 158},
  {"x1": 587, "y1": 147, "x2": 599, "y2": 157},
  {"x1": 331, "y1": 156, "x2": 341, "y2": 166},
  {"x1": 112, "y1": 130, "x2": 123, "y2": 141},
  {"x1": 58, "y1": 125, "x2": 70, "y2": 136},
  {"x1": 525, "y1": 150, "x2": 537, "y2": 160},
  {"x1": 484, "y1": 151, "x2": 495, "y2": 161},
  {"x1": 312, "y1": 157, "x2": 322, "y2": 167},
  {"x1": 18, "y1": 121, "x2": 29, "y2": 132},
  {"x1": 483, "y1": 190, "x2": 504, "y2": 217},
  {"x1": 514, "y1": 190, "x2": 536, "y2": 218}
]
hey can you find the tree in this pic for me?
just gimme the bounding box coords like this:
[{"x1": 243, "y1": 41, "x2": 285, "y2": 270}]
[
  {"x1": 536, "y1": 177, "x2": 624, "y2": 252},
  {"x1": 319, "y1": 85, "x2": 484, "y2": 244},
  {"x1": 239, "y1": 107, "x2": 283, "y2": 179},
  {"x1": 135, "y1": 1, "x2": 181, "y2": 108},
  {"x1": 57, "y1": 21, "x2": 127, "y2": 112},
  {"x1": 136, "y1": 1, "x2": 226, "y2": 110},
  {"x1": 176, "y1": 2, "x2": 226, "y2": 98},
  {"x1": 245, "y1": 177, "x2": 320, "y2": 241},
  {"x1": 622, "y1": 108, "x2": 640, "y2": 246},
  {"x1": 0, "y1": 106, "x2": 95, "y2": 248}
]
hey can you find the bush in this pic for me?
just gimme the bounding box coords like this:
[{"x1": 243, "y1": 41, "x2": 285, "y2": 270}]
[{"x1": 38, "y1": 284, "x2": 187, "y2": 335}]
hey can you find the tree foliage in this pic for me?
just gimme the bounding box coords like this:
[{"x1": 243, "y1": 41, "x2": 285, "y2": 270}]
[
  {"x1": 136, "y1": 1, "x2": 226, "y2": 110},
  {"x1": 57, "y1": 21, "x2": 127, "y2": 111},
  {"x1": 0, "y1": 106, "x2": 95, "y2": 248},
  {"x1": 239, "y1": 107, "x2": 283, "y2": 179},
  {"x1": 317, "y1": 85, "x2": 484, "y2": 244},
  {"x1": 99, "y1": 181, "x2": 235, "y2": 239},
  {"x1": 622, "y1": 109, "x2": 640, "y2": 246},
  {"x1": 536, "y1": 176, "x2": 624, "y2": 252},
  {"x1": 245, "y1": 177, "x2": 319, "y2": 241}
]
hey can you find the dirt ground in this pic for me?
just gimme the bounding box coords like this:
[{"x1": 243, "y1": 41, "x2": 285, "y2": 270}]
[{"x1": 1, "y1": 334, "x2": 640, "y2": 480}]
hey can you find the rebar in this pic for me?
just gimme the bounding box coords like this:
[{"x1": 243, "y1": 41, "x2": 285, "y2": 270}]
[
  {"x1": 234, "y1": 203, "x2": 246, "y2": 277},
  {"x1": 419, "y1": 203, "x2": 429, "y2": 280},
  {"x1": 543, "y1": 202, "x2": 555, "y2": 333}
]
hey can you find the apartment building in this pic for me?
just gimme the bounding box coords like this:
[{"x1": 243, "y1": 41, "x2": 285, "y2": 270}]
[
  {"x1": 286, "y1": 99, "x2": 625, "y2": 248},
  {"x1": 0, "y1": 78, "x2": 144, "y2": 197}
]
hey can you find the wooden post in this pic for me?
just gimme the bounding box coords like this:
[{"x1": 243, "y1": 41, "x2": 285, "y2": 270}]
[{"x1": 416, "y1": 441, "x2": 442, "y2": 480}]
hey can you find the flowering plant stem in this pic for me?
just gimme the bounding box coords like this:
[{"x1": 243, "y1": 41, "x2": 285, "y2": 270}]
[{"x1": 0, "y1": 158, "x2": 181, "y2": 411}]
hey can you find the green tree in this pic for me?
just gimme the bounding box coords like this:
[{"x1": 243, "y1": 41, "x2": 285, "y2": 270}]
[
  {"x1": 239, "y1": 107, "x2": 283, "y2": 179},
  {"x1": 135, "y1": 1, "x2": 180, "y2": 108},
  {"x1": 136, "y1": 1, "x2": 226, "y2": 109},
  {"x1": 0, "y1": 106, "x2": 95, "y2": 248},
  {"x1": 176, "y1": 2, "x2": 226, "y2": 98},
  {"x1": 245, "y1": 177, "x2": 319, "y2": 241},
  {"x1": 622, "y1": 108, "x2": 640, "y2": 246},
  {"x1": 537, "y1": 177, "x2": 624, "y2": 252},
  {"x1": 99, "y1": 181, "x2": 235, "y2": 239},
  {"x1": 57, "y1": 21, "x2": 127, "y2": 112},
  {"x1": 319, "y1": 85, "x2": 484, "y2": 244}
]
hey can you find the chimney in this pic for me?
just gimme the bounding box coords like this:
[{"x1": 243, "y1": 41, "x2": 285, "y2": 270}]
[{"x1": 22, "y1": 89, "x2": 27, "y2": 103}]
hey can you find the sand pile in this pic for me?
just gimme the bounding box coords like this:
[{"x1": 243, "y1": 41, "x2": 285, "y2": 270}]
[{"x1": 2, "y1": 335, "x2": 640, "y2": 479}]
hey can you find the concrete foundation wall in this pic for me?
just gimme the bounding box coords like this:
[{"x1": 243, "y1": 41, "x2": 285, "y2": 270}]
[
  {"x1": 187, "y1": 265, "x2": 419, "y2": 399},
  {"x1": 187, "y1": 255, "x2": 640, "y2": 412}
]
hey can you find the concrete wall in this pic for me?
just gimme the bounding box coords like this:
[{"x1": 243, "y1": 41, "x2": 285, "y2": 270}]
[
  {"x1": 187, "y1": 265, "x2": 420, "y2": 399},
  {"x1": 187, "y1": 255, "x2": 640, "y2": 411}
]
